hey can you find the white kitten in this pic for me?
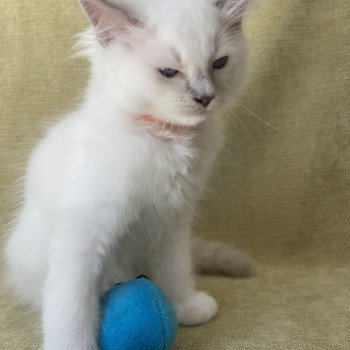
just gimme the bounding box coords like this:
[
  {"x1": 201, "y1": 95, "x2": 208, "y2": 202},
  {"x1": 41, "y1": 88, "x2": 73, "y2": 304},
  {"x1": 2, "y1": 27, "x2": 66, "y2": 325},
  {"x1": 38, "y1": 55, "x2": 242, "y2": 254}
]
[{"x1": 5, "y1": 0, "x2": 253, "y2": 349}]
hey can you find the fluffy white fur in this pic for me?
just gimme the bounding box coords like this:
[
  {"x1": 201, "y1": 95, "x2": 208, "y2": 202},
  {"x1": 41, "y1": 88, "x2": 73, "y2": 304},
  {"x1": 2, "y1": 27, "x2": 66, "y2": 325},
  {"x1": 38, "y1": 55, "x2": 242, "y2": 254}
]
[{"x1": 5, "y1": 0, "x2": 252, "y2": 349}]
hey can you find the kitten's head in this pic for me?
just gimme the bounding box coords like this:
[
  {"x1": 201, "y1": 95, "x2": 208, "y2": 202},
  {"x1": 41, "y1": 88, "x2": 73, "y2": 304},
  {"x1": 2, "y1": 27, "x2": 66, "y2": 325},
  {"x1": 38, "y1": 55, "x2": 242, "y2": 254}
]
[{"x1": 79, "y1": 0, "x2": 250, "y2": 127}]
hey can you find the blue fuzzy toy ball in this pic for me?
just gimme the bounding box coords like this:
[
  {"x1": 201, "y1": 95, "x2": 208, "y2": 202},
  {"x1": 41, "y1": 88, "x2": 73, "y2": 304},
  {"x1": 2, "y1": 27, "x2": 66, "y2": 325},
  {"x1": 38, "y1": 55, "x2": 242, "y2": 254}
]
[{"x1": 99, "y1": 276, "x2": 178, "y2": 350}]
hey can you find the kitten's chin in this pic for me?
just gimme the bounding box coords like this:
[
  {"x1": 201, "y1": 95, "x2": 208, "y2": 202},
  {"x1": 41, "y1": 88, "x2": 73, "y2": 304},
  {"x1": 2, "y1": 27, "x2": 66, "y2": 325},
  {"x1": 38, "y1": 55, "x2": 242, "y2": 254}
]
[
  {"x1": 168, "y1": 108, "x2": 215, "y2": 128},
  {"x1": 172, "y1": 114, "x2": 208, "y2": 128}
]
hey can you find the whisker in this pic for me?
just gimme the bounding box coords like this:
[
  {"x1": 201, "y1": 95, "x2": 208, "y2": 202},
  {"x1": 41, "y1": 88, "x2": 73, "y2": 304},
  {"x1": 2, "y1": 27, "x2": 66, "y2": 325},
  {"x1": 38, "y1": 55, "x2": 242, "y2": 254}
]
[{"x1": 237, "y1": 102, "x2": 279, "y2": 131}]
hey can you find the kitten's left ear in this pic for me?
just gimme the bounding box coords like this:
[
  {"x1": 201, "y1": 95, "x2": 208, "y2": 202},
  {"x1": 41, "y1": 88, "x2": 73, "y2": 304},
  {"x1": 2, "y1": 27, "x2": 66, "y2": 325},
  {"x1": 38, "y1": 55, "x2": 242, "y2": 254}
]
[
  {"x1": 79, "y1": 0, "x2": 142, "y2": 45},
  {"x1": 215, "y1": 0, "x2": 250, "y2": 24}
]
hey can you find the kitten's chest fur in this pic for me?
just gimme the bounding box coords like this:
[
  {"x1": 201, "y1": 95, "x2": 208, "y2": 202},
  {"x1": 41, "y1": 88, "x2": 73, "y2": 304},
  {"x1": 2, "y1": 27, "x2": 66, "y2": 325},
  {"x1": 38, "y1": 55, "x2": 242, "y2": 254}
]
[{"x1": 119, "y1": 124, "x2": 221, "y2": 213}]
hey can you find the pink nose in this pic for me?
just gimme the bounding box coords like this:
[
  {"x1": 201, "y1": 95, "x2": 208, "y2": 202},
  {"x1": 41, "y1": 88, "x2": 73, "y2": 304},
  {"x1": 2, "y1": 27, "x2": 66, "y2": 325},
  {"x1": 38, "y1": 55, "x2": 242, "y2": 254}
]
[{"x1": 194, "y1": 94, "x2": 215, "y2": 108}]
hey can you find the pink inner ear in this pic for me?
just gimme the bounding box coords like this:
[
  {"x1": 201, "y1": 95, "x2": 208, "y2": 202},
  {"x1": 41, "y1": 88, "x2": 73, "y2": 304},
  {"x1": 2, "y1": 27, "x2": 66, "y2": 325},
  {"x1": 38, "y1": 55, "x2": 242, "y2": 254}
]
[
  {"x1": 79, "y1": 0, "x2": 142, "y2": 45},
  {"x1": 80, "y1": 0, "x2": 106, "y2": 27}
]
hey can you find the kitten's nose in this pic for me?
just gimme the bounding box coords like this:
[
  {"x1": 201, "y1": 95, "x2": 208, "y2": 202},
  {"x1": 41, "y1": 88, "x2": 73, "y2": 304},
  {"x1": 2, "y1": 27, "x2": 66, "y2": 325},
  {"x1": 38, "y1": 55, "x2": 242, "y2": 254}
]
[{"x1": 193, "y1": 94, "x2": 215, "y2": 108}]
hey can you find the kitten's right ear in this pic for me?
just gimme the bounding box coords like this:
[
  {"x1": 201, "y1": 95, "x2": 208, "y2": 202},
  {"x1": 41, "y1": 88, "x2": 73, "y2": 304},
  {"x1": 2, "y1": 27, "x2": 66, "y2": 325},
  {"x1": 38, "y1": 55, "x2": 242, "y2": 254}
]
[{"x1": 79, "y1": 0, "x2": 142, "y2": 45}]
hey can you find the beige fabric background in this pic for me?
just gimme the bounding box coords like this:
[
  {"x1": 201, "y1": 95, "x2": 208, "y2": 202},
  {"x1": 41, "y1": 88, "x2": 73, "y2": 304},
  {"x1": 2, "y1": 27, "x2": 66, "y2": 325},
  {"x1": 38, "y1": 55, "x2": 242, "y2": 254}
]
[{"x1": 1, "y1": 0, "x2": 349, "y2": 349}]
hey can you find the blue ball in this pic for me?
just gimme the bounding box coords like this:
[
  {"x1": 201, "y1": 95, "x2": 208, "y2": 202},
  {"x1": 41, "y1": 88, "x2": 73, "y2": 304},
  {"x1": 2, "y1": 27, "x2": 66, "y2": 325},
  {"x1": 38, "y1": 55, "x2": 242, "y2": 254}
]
[{"x1": 99, "y1": 276, "x2": 178, "y2": 350}]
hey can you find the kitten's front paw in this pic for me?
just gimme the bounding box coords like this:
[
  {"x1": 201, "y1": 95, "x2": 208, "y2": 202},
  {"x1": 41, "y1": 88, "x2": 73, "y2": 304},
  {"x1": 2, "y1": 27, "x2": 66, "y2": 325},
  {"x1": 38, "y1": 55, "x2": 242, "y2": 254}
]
[{"x1": 174, "y1": 292, "x2": 218, "y2": 326}]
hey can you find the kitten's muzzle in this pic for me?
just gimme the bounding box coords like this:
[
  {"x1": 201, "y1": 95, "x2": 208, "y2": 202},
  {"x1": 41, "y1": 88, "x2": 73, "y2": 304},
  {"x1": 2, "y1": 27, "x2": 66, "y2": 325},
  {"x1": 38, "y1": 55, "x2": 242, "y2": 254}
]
[{"x1": 193, "y1": 94, "x2": 215, "y2": 108}]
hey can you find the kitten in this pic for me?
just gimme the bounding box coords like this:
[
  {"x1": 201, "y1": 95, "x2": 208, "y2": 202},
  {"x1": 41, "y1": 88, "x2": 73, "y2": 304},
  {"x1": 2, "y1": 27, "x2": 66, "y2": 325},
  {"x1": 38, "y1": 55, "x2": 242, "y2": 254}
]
[{"x1": 5, "y1": 0, "x2": 253, "y2": 349}]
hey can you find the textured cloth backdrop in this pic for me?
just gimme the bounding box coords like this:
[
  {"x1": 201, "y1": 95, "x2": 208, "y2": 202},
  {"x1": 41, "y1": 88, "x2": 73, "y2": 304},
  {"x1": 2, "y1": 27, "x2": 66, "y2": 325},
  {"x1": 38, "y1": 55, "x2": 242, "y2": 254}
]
[{"x1": 0, "y1": 0, "x2": 349, "y2": 349}]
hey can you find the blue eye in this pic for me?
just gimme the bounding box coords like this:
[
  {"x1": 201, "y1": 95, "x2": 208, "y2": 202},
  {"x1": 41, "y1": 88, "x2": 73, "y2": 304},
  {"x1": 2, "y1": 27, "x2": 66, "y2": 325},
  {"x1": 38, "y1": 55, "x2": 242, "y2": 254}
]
[
  {"x1": 212, "y1": 56, "x2": 228, "y2": 69},
  {"x1": 159, "y1": 68, "x2": 178, "y2": 78}
]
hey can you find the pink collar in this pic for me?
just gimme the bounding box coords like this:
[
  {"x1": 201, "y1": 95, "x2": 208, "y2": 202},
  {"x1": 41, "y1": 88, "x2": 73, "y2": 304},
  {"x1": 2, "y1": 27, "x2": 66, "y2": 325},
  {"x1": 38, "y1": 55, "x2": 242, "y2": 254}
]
[{"x1": 136, "y1": 114, "x2": 197, "y2": 134}]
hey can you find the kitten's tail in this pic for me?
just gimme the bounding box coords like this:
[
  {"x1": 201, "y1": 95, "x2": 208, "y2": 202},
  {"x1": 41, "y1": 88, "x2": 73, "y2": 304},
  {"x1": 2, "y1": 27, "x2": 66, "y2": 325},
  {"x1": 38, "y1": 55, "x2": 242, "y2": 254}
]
[{"x1": 191, "y1": 236, "x2": 255, "y2": 278}]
